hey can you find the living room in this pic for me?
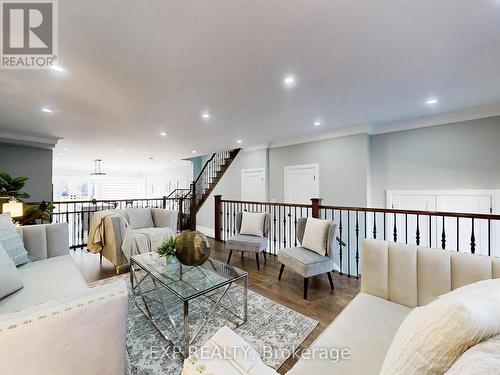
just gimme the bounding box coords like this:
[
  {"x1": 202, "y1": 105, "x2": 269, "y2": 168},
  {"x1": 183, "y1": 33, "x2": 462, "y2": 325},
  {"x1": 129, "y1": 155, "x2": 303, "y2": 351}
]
[{"x1": 1, "y1": 1, "x2": 500, "y2": 374}]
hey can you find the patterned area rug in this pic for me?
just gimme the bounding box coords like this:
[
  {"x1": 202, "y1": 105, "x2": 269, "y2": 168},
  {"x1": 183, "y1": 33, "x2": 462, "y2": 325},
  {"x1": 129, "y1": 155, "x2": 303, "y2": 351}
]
[{"x1": 91, "y1": 274, "x2": 318, "y2": 375}]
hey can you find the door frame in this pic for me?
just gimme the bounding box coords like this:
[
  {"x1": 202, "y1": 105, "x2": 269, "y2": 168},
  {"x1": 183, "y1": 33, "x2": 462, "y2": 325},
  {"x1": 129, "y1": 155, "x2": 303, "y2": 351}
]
[
  {"x1": 284, "y1": 163, "x2": 320, "y2": 203},
  {"x1": 241, "y1": 168, "x2": 267, "y2": 201}
]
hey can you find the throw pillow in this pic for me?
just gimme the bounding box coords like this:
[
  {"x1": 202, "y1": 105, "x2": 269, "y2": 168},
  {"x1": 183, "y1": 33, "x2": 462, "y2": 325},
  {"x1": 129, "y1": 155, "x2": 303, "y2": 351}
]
[
  {"x1": 301, "y1": 217, "x2": 332, "y2": 255},
  {"x1": 0, "y1": 212, "x2": 29, "y2": 266},
  {"x1": 380, "y1": 278, "x2": 500, "y2": 375},
  {"x1": 126, "y1": 208, "x2": 154, "y2": 229},
  {"x1": 0, "y1": 242, "x2": 23, "y2": 299},
  {"x1": 445, "y1": 334, "x2": 500, "y2": 374},
  {"x1": 239, "y1": 212, "x2": 266, "y2": 237}
]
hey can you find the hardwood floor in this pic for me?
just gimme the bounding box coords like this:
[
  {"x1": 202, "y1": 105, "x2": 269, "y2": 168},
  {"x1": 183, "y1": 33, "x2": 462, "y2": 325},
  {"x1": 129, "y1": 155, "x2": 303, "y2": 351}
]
[{"x1": 71, "y1": 238, "x2": 360, "y2": 374}]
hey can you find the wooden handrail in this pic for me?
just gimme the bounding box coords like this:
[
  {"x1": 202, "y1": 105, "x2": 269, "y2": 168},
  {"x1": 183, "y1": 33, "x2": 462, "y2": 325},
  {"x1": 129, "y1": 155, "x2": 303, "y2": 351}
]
[
  {"x1": 220, "y1": 199, "x2": 311, "y2": 208},
  {"x1": 319, "y1": 205, "x2": 500, "y2": 221},
  {"x1": 194, "y1": 153, "x2": 216, "y2": 185}
]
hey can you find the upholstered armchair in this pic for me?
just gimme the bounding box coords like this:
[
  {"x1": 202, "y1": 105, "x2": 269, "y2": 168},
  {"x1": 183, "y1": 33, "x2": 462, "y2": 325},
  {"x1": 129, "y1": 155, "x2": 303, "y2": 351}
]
[
  {"x1": 88, "y1": 207, "x2": 178, "y2": 273},
  {"x1": 226, "y1": 212, "x2": 271, "y2": 270},
  {"x1": 277, "y1": 217, "x2": 338, "y2": 299}
]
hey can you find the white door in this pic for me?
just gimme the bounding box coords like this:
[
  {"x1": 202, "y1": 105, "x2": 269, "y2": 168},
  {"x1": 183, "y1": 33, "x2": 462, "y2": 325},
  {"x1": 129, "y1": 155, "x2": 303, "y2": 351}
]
[
  {"x1": 387, "y1": 190, "x2": 498, "y2": 255},
  {"x1": 284, "y1": 164, "x2": 319, "y2": 204},
  {"x1": 436, "y1": 194, "x2": 492, "y2": 255},
  {"x1": 241, "y1": 168, "x2": 266, "y2": 201}
]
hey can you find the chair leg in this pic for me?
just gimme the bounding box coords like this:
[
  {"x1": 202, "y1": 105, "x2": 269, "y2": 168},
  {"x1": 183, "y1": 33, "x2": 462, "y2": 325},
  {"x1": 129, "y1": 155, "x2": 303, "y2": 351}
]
[
  {"x1": 278, "y1": 264, "x2": 285, "y2": 280},
  {"x1": 327, "y1": 272, "x2": 334, "y2": 290},
  {"x1": 99, "y1": 252, "x2": 103, "y2": 265},
  {"x1": 255, "y1": 253, "x2": 260, "y2": 270},
  {"x1": 241, "y1": 251, "x2": 244, "y2": 260},
  {"x1": 227, "y1": 250, "x2": 233, "y2": 264},
  {"x1": 304, "y1": 278, "x2": 309, "y2": 299},
  {"x1": 262, "y1": 251, "x2": 267, "y2": 261}
]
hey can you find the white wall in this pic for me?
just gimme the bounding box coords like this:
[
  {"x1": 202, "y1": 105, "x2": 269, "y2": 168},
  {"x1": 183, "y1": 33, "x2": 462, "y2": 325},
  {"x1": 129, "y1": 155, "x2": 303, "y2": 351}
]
[
  {"x1": 0, "y1": 143, "x2": 53, "y2": 201},
  {"x1": 269, "y1": 134, "x2": 370, "y2": 206},
  {"x1": 196, "y1": 149, "x2": 267, "y2": 236},
  {"x1": 370, "y1": 116, "x2": 500, "y2": 207}
]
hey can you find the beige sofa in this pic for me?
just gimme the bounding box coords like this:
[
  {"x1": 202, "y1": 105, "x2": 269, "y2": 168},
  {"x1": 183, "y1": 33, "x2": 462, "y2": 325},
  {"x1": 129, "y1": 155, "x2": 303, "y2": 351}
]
[
  {"x1": 0, "y1": 223, "x2": 128, "y2": 375},
  {"x1": 88, "y1": 207, "x2": 178, "y2": 273},
  {"x1": 184, "y1": 239, "x2": 500, "y2": 375}
]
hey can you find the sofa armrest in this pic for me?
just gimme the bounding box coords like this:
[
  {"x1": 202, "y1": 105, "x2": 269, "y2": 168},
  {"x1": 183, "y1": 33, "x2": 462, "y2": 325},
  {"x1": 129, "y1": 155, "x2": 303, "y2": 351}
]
[
  {"x1": 151, "y1": 208, "x2": 178, "y2": 231},
  {"x1": 0, "y1": 280, "x2": 128, "y2": 375},
  {"x1": 17, "y1": 223, "x2": 69, "y2": 260}
]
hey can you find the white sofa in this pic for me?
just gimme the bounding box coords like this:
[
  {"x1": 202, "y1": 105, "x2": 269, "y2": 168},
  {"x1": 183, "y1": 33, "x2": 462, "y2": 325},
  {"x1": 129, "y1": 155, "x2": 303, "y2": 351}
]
[
  {"x1": 184, "y1": 239, "x2": 500, "y2": 375},
  {"x1": 88, "y1": 207, "x2": 178, "y2": 273},
  {"x1": 0, "y1": 223, "x2": 128, "y2": 375}
]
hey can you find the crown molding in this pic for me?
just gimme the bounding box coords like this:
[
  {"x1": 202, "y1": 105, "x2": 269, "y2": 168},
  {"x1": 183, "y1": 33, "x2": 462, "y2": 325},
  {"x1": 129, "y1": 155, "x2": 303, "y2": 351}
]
[
  {"x1": 0, "y1": 129, "x2": 61, "y2": 149},
  {"x1": 243, "y1": 143, "x2": 269, "y2": 152},
  {"x1": 268, "y1": 123, "x2": 370, "y2": 149},
  {"x1": 370, "y1": 102, "x2": 500, "y2": 135}
]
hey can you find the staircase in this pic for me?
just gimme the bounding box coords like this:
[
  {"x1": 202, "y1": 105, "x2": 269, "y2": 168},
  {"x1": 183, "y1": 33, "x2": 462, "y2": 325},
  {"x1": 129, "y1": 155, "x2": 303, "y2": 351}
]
[{"x1": 188, "y1": 148, "x2": 241, "y2": 229}]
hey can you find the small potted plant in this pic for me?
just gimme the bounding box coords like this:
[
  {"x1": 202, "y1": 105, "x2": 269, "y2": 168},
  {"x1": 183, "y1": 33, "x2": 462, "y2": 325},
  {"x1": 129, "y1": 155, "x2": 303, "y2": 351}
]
[{"x1": 156, "y1": 236, "x2": 178, "y2": 265}]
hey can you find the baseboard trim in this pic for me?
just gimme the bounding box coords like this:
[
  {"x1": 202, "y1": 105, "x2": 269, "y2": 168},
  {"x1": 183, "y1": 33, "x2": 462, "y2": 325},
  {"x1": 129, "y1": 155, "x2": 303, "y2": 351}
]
[{"x1": 196, "y1": 225, "x2": 215, "y2": 238}]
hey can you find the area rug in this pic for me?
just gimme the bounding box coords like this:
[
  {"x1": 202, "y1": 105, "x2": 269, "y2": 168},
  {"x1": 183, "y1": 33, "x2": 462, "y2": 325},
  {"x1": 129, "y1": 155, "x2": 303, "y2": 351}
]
[{"x1": 91, "y1": 274, "x2": 318, "y2": 375}]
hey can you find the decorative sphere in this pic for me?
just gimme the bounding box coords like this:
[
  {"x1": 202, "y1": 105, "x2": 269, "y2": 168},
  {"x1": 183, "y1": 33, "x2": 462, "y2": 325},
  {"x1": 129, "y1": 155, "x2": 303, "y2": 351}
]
[{"x1": 175, "y1": 231, "x2": 211, "y2": 266}]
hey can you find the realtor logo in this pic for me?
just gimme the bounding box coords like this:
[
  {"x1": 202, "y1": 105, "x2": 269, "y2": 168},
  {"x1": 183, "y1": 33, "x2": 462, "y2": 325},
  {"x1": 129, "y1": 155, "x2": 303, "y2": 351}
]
[{"x1": 1, "y1": 0, "x2": 58, "y2": 69}]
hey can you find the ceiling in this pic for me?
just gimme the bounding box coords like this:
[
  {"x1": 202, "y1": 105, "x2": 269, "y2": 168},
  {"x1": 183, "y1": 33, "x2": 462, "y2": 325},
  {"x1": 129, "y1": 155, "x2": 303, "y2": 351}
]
[{"x1": 1, "y1": 0, "x2": 500, "y2": 172}]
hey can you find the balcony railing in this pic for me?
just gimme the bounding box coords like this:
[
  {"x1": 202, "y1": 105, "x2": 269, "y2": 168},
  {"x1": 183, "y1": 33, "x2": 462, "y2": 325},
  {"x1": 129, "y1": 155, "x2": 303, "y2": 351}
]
[
  {"x1": 51, "y1": 196, "x2": 189, "y2": 249},
  {"x1": 214, "y1": 196, "x2": 500, "y2": 278}
]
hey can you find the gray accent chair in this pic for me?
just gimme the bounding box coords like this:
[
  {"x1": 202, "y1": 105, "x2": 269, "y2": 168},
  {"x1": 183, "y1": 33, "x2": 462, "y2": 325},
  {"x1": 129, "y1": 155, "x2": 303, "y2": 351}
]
[
  {"x1": 226, "y1": 212, "x2": 271, "y2": 270},
  {"x1": 277, "y1": 217, "x2": 338, "y2": 299}
]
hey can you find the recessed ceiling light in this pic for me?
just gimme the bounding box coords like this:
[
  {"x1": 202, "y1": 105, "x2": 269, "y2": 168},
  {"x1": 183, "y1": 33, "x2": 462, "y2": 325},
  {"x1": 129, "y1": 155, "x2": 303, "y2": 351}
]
[
  {"x1": 50, "y1": 65, "x2": 65, "y2": 73},
  {"x1": 314, "y1": 121, "x2": 321, "y2": 126},
  {"x1": 63, "y1": 147, "x2": 69, "y2": 151},
  {"x1": 58, "y1": 153, "x2": 64, "y2": 156},
  {"x1": 55, "y1": 157, "x2": 60, "y2": 161},
  {"x1": 42, "y1": 107, "x2": 53, "y2": 113},
  {"x1": 283, "y1": 75, "x2": 296, "y2": 88},
  {"x1": 236, "y1": 139, "x2": 242, "y2": 144},
  {"x1": 201, "y1": 111, "x2": 210, "y2": 120},
  {"x1": 160, "y1": 131, "x2": 167, "y2": 136},
  {"x1": 426, "y1": 98, "x2": 438, "y2": 105},
  {"x1": 192, "y1": 150, "x2": 197, "y2": 154},
  {"x1": 172, "y1": 159, "x2": 177, "y2": 162}
]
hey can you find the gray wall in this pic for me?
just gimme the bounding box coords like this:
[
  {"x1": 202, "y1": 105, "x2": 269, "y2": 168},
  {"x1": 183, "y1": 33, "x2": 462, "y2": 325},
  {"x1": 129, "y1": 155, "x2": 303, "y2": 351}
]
[
  {"x1": 196, "y1": 149, "x2": 267, "y2": 233},
  {"x1": 0, "y1": 143, "x2": 53, "y2": 202},
  {"x1": 269, "y1": 134, "x2": 370, "y2": 206},
  {"x1": 370, "y1": 116, "x2": 500, "y2": 207}
]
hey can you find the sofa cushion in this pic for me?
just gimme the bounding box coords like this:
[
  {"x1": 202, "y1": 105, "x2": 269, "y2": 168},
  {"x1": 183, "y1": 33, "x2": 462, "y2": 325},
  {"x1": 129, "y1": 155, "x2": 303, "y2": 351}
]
[
  {"x1": 445, "y1": 334, "x2": 500, "y2": 375},
  {"x1": 0, "y1": 243, "x2": 23, "y2": 299},
  {"x1": 0, "y1": 255, "x2": 88, "y2": 314},
  {"x1": 380, "y1": 278, "x2": 500, "y2": 375},
  {"x1": 226, "y1": 234, "x2": 268, "y2": 253},
  {"x1": 278, "y1": 246, "x2": 334, "y2": 278},
  {"x1": 239, "y1": 212, "x2": 266, "y2": 237},
  {"x1": 288, "y1": 293, "x2": 411, "y2": 375},
  {"x1": 301, "y1": 217, "x2": 331, "y2": 255},
  {"x1": 0, "y1": 212, "x2": 29, "y2": 266},
  {"x1": 126, "y1": 208, "x2": 154, "y2": 229}
]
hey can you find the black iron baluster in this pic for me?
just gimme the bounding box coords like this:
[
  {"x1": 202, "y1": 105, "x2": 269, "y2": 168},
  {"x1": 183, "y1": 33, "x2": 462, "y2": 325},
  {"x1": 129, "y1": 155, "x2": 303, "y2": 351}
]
[
  {"x1": 441, "y1": 216, "x2": 446, "y2": 250},
  {"x1": 470, "y1": 218, "x2": 476, "y2": 254},
  {"x1": 405, "y1": 214, "x2": 408, "y2": 244},
  {"x1": 393, "y1": 213, "x2": 397, "y2": 242},
  {"x1": 339, "y1": 210, "x2": 343, "y2": 276},
  {"x1": 347, "y1": 211, "x2": 351, "y2": 277},
  {"x1": 294, "y1": 207, "x2": 298, "y2": 247},
  {"x1": 456, "y1": 217, "x2": 459, "y2": 252},
  {"x1": 232, "y1": 203, "x2": 236, "y2": 235},
  {"x1": 416, "y1": 214, "x2": 420, "y2": 245},
  {"x1": 488, "y1": 219, "x2": 491, "y2": 257},
  {"x1": 364, "y1": 211, "x2": 367, "y2": 242},
  {"x1": 283, "y1": 205, "x2": 287, "y2": 248},
  {"x1": 355, "y1": 211, "x2": 360, "y2": 279},
  {"x1": 273, "y1": 205, "x2": 277, "y2": 253},
  {"x1": 278, "y1": 205, "x2": 282, "y2": 250},
  {"x1": 429, "y1": 214, "x2": 432, "y2": 247},
  {"x1": 373, "y1": 212, "x2": 377, "y2": 239}
]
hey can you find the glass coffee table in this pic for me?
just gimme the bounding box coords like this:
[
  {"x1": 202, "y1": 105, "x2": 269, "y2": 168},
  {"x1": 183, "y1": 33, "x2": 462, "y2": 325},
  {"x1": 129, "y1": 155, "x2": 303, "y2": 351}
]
[{"x1": 130, "y1": 252, "x2": 248, "y2": 358}]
